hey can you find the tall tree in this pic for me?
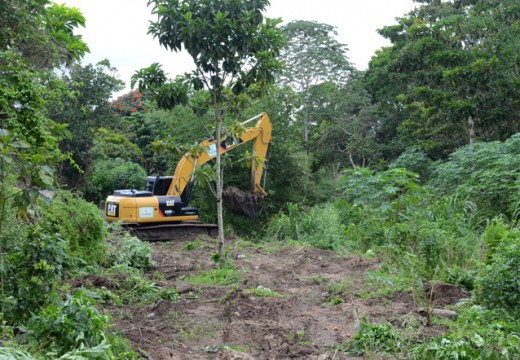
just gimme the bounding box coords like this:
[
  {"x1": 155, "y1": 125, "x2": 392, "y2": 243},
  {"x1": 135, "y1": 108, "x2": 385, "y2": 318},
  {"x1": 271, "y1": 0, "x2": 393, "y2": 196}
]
[
  {"x1": 147, "y1": 0, "x2": 285, "y2": 264},
  {"x1": 278, "y1": 20, "x2": 353, "y2": 158},
  {"x1": 366, "y1": 0, "x2": 520, "y2": 158},
  {"x1": 0, "y1": 0, "x2": 88, "y2": 233},
  {"x1": 312, "y1": 77, "x2": 381, "y2": 171},
  {"x1": 49, "y1": 61, "x2": 124, "y2": 187},
  {"x1": 1, "y1": 0, "x2": 89, "y2": 69}
]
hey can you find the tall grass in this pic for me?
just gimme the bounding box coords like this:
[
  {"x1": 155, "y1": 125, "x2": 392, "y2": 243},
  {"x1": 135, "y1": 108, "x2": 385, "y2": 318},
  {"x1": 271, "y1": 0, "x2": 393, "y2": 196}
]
[{"x1": 266, "y1": 203, "x2": 346, "y2": 251}]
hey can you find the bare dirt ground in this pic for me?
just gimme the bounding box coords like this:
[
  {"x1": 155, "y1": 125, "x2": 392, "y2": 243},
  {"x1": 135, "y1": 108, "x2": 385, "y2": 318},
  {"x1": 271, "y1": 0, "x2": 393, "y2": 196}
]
[{"x1": 98, "y1": 237, "x2": 466, "y2": 359}]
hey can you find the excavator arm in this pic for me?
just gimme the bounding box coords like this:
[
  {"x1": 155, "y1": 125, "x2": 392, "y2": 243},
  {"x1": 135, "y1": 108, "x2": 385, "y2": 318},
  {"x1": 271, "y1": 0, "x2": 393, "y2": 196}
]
[{"x1": 167, "y1": 112, "x2": 272, "y2": 198}]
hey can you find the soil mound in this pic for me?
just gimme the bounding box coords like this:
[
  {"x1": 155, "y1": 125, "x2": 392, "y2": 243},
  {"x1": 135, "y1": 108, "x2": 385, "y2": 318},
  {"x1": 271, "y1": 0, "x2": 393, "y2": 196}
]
[{"x1": 425, "y1": 282, "x2": 470, "y2": 307}]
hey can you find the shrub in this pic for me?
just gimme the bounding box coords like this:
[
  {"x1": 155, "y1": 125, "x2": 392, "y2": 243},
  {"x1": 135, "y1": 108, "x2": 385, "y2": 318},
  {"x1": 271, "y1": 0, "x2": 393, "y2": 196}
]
[
  {"x1": 85, "y1": 157, "x2": 147, "y2": 203},
  {"x1": 391, "y1": 146, "x2": 433, "y2": 181},
  {"x1": 348, "y1": 317, "x2": 400, "y2": 355},
  {"x1": 413, "y1": 306, "x2": 520, "y2": 360},
  {"x1": 41, "y1": 190, "x2": 107, "y2": 265},
  {"x1": 1, "y1": 226, "x2": 68, "y2": 322},
  {"x1": 106, "y1": 224, "x2": 154, "y2": 270},
  {"x1": 24, "y1": 290, "x2": 137, "y2": 358},
  {"x1": 429, "y1": 135, "x2": 520, "y2": 220},
  {"x1": 477, "y1": 222, "x2": 520, "y2": 311}
]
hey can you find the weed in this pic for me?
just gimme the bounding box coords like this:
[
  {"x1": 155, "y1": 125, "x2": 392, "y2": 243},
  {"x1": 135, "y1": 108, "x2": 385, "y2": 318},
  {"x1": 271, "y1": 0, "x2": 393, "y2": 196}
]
[
  {"x1": 24, "y1": 290, "x2": 137, "y2": 358},
  {"x1": 330, "y1": 297, "x2": 344, "y2": 305},
  {"x1": 326, "y1": 280, "x2": 352, "y2": 300},
  {"x1": 107, "y1": 228, "x2": 154, "y2": 270},
  {"x1": 362, "y1": 271, "x2": 414, "y2": 300},
  {"x1": 219, "y1": 285, "x2": 240, "y2": 303},
  {"x1": 267, "y1": 203, "x2": 346, "y2": 251},
  {"x1": 181, "y1": 239, "x2": 203, "y2": 251},
  {"x1": 186, "y1": 267, "x2": 240, "y2": 287},
  {"x1": 347, "y1": 317, "x2": 400, "y2": 356},
  {"x1": 41, "y1": 191, "x2": 107, "y2": 264},
  {"x1": 223, "y1": 344, "x2": 248, "y2": 352},
  {"x1": 243, "y1": 286, "x2": 285, "y2": 298}
]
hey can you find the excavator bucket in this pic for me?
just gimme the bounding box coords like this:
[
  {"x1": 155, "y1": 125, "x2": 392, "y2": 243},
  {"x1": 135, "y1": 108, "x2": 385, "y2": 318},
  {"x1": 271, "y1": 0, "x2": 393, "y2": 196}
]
[{"x1": 223, "y1": 186, "x2": 262, "y2": 219}]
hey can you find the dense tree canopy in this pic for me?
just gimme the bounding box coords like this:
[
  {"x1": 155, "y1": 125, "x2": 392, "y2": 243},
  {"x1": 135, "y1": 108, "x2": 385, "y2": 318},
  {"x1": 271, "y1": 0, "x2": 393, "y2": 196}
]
[{"x1": 366, "y1": 0, "x2": 520, "y2": 158}]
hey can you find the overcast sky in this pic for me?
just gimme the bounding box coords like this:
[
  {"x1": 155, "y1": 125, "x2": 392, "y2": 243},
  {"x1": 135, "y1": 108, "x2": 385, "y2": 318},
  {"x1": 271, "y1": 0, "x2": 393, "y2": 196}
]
[{"x1": 64, "y1": 0, "x2": 417, "y2": 96}]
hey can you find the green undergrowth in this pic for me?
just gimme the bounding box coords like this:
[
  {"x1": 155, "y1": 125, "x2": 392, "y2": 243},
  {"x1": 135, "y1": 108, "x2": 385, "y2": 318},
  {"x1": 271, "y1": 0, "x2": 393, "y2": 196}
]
[
  {"x1": 0, "y1": 191, "x2": 160, "y2": 357},
  {"x1": 185, "y1": 265, "x2": 241, "y2": 287},
  {"x1": 412, "y1": 306, "x2": 520, "y2": 359},
  {"x1": 262, "y1": 137, "x2": 520, "y2": 358}
]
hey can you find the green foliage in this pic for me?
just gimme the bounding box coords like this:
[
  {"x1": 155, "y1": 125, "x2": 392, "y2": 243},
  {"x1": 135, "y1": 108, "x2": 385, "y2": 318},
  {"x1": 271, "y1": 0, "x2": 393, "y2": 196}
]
[
  {"x1": 367, "y1": 0, "x2": 520, "y2": 157},
  {"x1": 477, "y1": 221, "x2": 520, "y2": 311},
  {"x1": 85, "y1": 158, "x2": 147, "y2": 203},
  {"x1": 279, "y1": 20, "x2": 352, "y2": 158},
  {"x1": 347, "y1": 318, "x2": 400, "y2": 355},
  {"x1": 391, "y1": 146, "x2": 433, "y2": 181},
  {"x1": 42, "y1": 2, "x2": 90, "y2": 64},
  {"x1": 267, "y1": 203, "x2": 346, "y2": 251},
  {"x1": 24, "y1": 290, "x2": 136, "y2": 359},
  {"x1": 338, "y1": 165, "x2": 482, "y2": 280},
  {"x1": 340, "y1": 167, "x2": 423, "y2": 217},
  {"x1": 413, "y1": 306, "x2": 520, "y2": 360},
  {"x1": 92, "y1": 128, "x2": 143, "y2": 162},
  {"x1": 41, "y1": 191, "x2": 107, "y2": 264},
  {"x1": 1, "y1": 226, "x2": 68, "y2": 322},
  {"x1": 0, "y1": 347, "x2": 34, "y2": 360},
  {"x1": 106, "y1": 225, "x2": 154, "y2": 270},
  {"x1": 429, "y1": 135, "x2": 520, "y2": 220},
  {"x1": 181, "y1": 239, "x2": 203, "y2": 251},
  {"x1": 186, "y1": 267, "x2": 240, "y2": 287},
  {"x1": 311, "y1": 78, "x2": 382, "y2": 169},
  {"x1": 0, "y1": 50, "x2": 67, "y2": 226},
  {"x1": 0, "y1": 0, "x2": 88, "y2": 69},
  {"x1": 49, "y1": 61, "x2": 124, "y2": 188},
  {"x1": 85, "y1": 267, "x2": 178, "y2": 305}
]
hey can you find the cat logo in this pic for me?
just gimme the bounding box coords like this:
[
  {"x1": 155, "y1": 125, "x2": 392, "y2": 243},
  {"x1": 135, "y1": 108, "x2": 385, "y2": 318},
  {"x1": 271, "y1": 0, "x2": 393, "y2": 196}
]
[
  {"x1": 166, "y1": 200, "x2": 175, "y2": 207},
  {"x1": 107, "y1": 203, "x2": 117, "y2": 217}
]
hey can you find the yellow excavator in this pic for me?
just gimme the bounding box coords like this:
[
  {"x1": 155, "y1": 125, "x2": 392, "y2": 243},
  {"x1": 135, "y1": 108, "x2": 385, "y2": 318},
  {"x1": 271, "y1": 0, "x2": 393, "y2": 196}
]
[{"x1": 104, "y1": 112, "x2": 271, "y2": 240}]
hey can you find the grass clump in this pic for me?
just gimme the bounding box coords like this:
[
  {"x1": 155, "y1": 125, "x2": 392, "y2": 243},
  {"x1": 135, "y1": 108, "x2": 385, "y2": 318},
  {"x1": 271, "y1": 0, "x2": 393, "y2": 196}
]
[
  {"x1": 243, "y1": 286, "x2": 285, "y2": 298},
  {"x1": 185, "y1": 266, "x2": 240, "y2": 287}
]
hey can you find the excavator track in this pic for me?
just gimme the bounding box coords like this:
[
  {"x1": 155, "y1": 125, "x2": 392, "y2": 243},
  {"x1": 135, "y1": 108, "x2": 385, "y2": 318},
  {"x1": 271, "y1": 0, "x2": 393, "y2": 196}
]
[{"x1": 126, "y1": 221, "x2": 218, "y2": 242}]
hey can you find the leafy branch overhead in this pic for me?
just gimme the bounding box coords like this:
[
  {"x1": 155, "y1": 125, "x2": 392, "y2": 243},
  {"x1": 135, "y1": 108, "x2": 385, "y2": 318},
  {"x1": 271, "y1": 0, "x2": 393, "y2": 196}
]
[{"x1": 147, "y1": 0, "x2": 286, "y2": 100}]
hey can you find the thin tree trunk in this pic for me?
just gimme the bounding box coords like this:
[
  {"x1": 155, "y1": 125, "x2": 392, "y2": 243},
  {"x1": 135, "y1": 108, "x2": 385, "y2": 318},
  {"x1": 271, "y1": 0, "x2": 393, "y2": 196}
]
[
  {"x1": 468, "y1": 115, "x2": 475, "y2": 146},
  {"x1": 304, "y1": 107, "x2": 310, "y2": 160},
  {"x1": 214, "y1": 95, "x2": 225, "y2": 268},
  {"x1": 349, "y1": 153, "x2": 357, "y2": 169}
]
